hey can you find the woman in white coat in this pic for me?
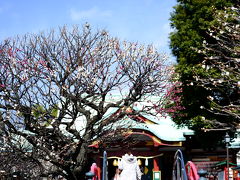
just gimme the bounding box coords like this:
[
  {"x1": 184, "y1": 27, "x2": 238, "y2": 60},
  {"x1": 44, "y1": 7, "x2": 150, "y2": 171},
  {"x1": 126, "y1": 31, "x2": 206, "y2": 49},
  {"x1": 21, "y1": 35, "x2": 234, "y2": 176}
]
[{"x1": 118, "y1": 151, "x2": 142, "y2": 180}]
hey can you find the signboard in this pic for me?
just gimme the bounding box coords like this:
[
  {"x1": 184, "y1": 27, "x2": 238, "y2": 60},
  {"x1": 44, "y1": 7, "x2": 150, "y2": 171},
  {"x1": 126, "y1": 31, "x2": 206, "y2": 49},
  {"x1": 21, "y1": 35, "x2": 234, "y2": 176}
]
[{"x1": 153, "y1": 171, "x2": 161, "y2": 180}]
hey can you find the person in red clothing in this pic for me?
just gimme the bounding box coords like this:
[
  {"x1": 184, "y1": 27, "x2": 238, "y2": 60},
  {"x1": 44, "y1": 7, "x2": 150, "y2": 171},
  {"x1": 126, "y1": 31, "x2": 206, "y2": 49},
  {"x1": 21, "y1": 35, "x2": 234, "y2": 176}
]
[
  {"x1": 90, "y1": 162, "x2": 99, "y2": 180},
  {"x1": 185, "y1": 161, "x2": 200, "y2": 180}
]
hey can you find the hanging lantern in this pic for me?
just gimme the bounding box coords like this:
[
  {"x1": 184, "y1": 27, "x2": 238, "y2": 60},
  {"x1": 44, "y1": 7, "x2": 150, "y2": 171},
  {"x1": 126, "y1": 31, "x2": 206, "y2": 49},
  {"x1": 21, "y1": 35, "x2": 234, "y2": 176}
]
[
  {"x1": 113, "y1": 159, "x2": 118, "y2": 166},
  {"x1": 145, "y1": 158, "x2": 148, "y2": 166},
  {"x1": 137, "y1": 159, "x2": 142, "y2": 166}
]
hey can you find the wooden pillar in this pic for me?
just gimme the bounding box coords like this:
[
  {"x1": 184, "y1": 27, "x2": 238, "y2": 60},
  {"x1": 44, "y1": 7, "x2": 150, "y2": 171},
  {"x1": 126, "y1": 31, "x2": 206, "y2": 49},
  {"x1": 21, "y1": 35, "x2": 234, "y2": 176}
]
[{"x1": 96, "y1": 156, "x2": 101, "y2": 180}]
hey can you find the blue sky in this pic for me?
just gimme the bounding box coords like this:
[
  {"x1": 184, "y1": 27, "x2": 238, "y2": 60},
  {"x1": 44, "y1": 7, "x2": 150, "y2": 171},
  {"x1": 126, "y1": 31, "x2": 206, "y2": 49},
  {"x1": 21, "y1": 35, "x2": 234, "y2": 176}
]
[{"x1": 0, "y1": 0, "x2": 176, "y2": 61}]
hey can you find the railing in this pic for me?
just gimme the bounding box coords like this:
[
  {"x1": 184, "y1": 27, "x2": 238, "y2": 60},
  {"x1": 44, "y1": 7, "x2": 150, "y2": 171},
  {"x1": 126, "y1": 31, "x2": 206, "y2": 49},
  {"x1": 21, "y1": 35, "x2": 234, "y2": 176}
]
[{"x1": 172, "y1": 149, "x2": 188, "y2": 180}]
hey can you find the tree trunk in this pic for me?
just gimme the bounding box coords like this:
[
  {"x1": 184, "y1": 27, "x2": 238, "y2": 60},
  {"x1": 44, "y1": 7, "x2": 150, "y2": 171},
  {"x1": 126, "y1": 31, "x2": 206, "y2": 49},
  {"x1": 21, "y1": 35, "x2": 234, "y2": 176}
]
[{"x1": 73, "y1": 142, "x2": 89, "y2": 179}]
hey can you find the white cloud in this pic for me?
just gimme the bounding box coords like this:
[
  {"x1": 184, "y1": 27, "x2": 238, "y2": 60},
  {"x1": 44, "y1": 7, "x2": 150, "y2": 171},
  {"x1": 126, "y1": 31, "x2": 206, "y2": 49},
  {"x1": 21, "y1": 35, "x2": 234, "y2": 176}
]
[
  {"x1": 145, "y1": 23, "x2": 171, "y2": 50},
  {"x1": 0, "y1": 2, "x2": 13, "y2": 14},
  {"x1": 143, "y1": 0, "x2": 154, "y2": 5},
  {"x1": 70, "y1": 7, "x2": 112, "y2": 21},
  {"x1": 163, "y1": 22, "x2": 173, "y2": 34}
]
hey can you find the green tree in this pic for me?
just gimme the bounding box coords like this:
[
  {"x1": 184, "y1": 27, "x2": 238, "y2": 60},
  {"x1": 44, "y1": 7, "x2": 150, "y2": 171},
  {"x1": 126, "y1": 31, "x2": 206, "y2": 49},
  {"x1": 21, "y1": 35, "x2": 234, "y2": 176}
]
[{"x1": 169, "y1": 0, "x2": 239, "y2": 131}]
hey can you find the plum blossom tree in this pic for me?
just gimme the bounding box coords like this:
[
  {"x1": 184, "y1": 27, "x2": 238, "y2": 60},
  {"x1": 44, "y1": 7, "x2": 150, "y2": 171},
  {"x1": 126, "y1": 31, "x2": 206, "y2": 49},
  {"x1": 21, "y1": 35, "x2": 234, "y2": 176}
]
[
  {"x1": 0, "y1": 25, "x2": 181, "y2": 179},
  {"x1": 192, "y1": 4, "x2": 240, "y2": 127}
]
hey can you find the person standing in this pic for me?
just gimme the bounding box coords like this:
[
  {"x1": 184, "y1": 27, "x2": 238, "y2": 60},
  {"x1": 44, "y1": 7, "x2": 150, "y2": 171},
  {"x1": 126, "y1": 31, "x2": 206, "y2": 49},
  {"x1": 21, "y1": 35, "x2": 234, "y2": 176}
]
[
  {"x1": 90, "y1": 162, "x2": 99, "y2": 180},
  {"x1": 118, "y1": 151, "x2": 142, "y2": 180},
  {"x1": 113, "y1": 168, "x2": 120, "y2": 180}
]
